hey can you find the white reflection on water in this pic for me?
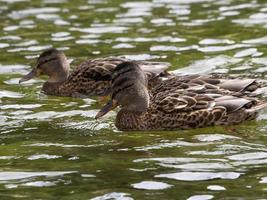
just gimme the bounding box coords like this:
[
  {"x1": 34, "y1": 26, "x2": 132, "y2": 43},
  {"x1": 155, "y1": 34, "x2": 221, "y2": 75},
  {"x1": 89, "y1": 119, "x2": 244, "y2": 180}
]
[
  {"x1": 260, "y1": 177, "x2": 267, "y2": 183},
  {"x1": 153, "y1": 0, "x2": 214, "y2": 4},
  {"x1": 187, "y1": 195, "x2": 214, "y2": 200},
  {"x1": 8, "y1": 7, "x2": 60, "y2": 19},
  {"x1": 219, "y1": 3, "x2": 258, "y2": 12},
  {"x1": 114, "y1": 17, "x2": 144, "y2": 24},
  {"x1": 116, "y1": 36, "x2": 186, "y2": 43},
  {"x1": 8, "y1": 45, "x2": 52, "y2": 53},
  {"x1": 75, "y1": 39, "x2": 101, "y2": 45},
  {"x1": 70, "y1": 26, "x2": 128, "y2": 34},
  {"x1": 0, "y1": 90, "x2": 24, "y2": 98},
  {"x1": 21, "y1": 181, "x2": 57, "y2": 187},
  {"x1": 193, "y1": 134, "x2": 240, "y2": 142},
  {"x1": 1, "y1": 104, "x2": 42, "y2": 110},
  {"x1": 207, "y1": 185, "x2": 226, "y2": 191},
  {"x1": 228, "y1": 152, "x2": 267, "y2": 161},
  {"x1": 118, "y1": 2, "x2": 152, "y2": 18},
  {"x1": 0, "y1": 64, "x2": 29, "y2": 74},
  {"x1": 155, "y1": 171, "x2": 240, "y2": 181},
  {"x1": 6, "y1": 77, "x2": 42, "y2": 85},
  {"x1": 0, "y1": 0, "x2": 29, "y2": 3},
  {"x1": 150, "y1": 44, "x2": 198, "y2": 52},
  {"x1": 112, "y1": 43, "x2": 135, "y2": 49},
  {"x1": 159, "y1": 162, "x2": 232, "y2": 171},
  {"x1": 27, "y1": 154, "x2": 62, "y2": 160},
  {"x1": 0, "y1": 43, "x2": 9, "y2": 48},
  {"x1": 24, "y1": 142, "x2": 103, "y2": 148},
  {"x1": 134, "y1": 157, "x2": 231, "y2": 171},
  {"x1": 197, "y1": 44, "x2": 251, "y2": 53},
  {"x1": 15, "y1": 40, "x2": 38, "y2": 47},
  {"x1": 221, "y1": 11, "x2": 240, "y2": 16},
  {"x1": 9, "y1": 110, "x2": 98, "y2": 120},
  {"x1": 0, "y1": 156, "x2": 17, "y2": 160},
  {"x1": 36, "y1": 13, "x2": 60, "y2": 21},
  {"x1": 91, "y1": 192, "x2": 133, "y2": 200},
  {"x1": 0, "y1": 171, "x2": 75, "y2": 181},
  {"x1": 51, "y1": 32, "x2": 70, "y2": 37},
  {"x1": 199, "y1": 38, "x2": 235, "y2": 45},
  {"x1": 234, "y1": 48, "x2": 259, "y2": 58},
  {"x1": 243, "y1": 36, "x2": 267, "y2": 45},
  {"x1": 120, "y1": 54, "x2": 163, "y2": 60},
  {"x1": 135, "y1": 139, "x2": 210, "y2": 151},
  {"x1": 173, "y1": 55, "x2": 241, "y2": 75},
  {"x1": 132, "y1": 181, "x2": 172, "y2": 190},
  {"x1": 232, "y1": 12, "x2": 267, "y2": 27},
  {"x1": 0, "y1": 35, "x2": 21, "y2": 41}
]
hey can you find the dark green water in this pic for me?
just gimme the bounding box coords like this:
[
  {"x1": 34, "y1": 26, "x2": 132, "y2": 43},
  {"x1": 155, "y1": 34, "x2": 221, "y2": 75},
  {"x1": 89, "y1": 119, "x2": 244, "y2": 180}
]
[{"x1": 1, "y1": 0, "x2": 267, "y2": 199}]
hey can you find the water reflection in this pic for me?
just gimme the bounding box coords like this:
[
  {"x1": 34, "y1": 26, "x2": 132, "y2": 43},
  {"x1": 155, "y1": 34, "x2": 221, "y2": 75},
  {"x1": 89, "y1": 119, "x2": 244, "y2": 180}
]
[
  {"x1": 155, "y1": 172, "x2": 240, "y2": 181},
  {"x1": 131, "y1": 181, "x2": 172, "y2": 190}
]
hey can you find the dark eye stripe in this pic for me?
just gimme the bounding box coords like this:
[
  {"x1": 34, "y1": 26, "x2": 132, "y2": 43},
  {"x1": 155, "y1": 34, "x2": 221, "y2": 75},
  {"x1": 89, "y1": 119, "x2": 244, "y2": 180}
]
[
  {"x1": 37, "y1": 57, "x2": 58, "y2": 68},
  {"x1": 112, "y1": 82, "x2": 134, "y2": 99},
  {"x1": 112, "y1": 67, "x2": 135, "y2": 83},
  {"x1": 112, "y1": 76, "x2": 131, "y2": 88}
]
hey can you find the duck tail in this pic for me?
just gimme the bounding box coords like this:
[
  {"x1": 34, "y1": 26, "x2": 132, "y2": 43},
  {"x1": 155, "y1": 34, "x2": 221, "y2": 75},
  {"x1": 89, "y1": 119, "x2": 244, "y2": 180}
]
[
  {"x1": 138, "y1": 61, "x2": 170, "y2": 76},
  {"x1": 248, "y1": 102, "x2": 267, "y2": 112}
]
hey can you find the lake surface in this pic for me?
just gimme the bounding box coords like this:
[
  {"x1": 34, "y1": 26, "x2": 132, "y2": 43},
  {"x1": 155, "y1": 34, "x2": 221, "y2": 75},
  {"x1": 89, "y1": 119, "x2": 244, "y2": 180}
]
[{"x1": 1, "y1": 0, "x2": 267, "y2": 199}]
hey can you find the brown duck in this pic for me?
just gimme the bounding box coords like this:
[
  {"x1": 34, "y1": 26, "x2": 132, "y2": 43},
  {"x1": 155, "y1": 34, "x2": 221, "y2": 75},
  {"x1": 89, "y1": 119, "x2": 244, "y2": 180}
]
[
  {"x1": 95, "y1": 62, "x2": 267, "y2": 131},
  {"x1": 19, "y1": 48, "x2": 170, "y2": 98}
]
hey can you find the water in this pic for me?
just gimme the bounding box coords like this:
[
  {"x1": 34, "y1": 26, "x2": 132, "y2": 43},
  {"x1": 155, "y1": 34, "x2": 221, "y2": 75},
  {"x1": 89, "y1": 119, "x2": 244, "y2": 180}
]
[{"x1": 1, "y1": 0, "x2": 267, "y2": 199}]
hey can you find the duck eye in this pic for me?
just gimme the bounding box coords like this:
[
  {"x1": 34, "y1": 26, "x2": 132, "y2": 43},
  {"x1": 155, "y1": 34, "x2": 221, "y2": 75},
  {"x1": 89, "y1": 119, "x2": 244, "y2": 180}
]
[{"x1": 37, "y1": 57, "x2": 58, "y2": 68}]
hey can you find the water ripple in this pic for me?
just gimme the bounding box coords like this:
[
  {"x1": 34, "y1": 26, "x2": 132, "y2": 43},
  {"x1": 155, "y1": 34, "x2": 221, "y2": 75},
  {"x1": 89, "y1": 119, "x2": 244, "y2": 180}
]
[
  {"x1": 187, "y1": 195, "x2": 214, "y2": 200},
  {"x1": 8, "y1": 7, "x2": 60, "y2": 19},
  {"x1": 155, "y1": 171, "x2": 241, "y2": 181},
  {"x1": 91, "y1": 192, "x2": 133, "y2": 200},
  {"x1": 0, "y1": 171, "x2": 75, "y2": 181},
  {"x1": 27, "y1": 154, "x2": 62, "y2": 160},
  {"x1": 70, "y1": 26, "x2": 128, "y2": 34},
  {"x1": 131, "y1": 181, "x2": 172, "y2": 190},
  {"x1": 173, "y1": 55, "x2": 241, "y2": 75},
  {"x1": 0, "y1": 90, "x2": 24, "y2": 98}
]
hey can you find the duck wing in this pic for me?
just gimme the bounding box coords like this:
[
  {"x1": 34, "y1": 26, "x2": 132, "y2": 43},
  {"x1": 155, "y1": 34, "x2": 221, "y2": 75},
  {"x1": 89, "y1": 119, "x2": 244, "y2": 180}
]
[
  {"x1": 150, "y1": 82, "x2": 266, "y2": 129},
  {"x1": 60, "y1": 57, "x2": 170, "y2": 97}
]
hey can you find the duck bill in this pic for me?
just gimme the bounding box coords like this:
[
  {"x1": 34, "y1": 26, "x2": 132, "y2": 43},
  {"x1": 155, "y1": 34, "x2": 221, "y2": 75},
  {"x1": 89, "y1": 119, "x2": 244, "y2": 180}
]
[
  {"x1": 19, "y1": 68, "x2": 38, "y2": 84},
  {"x1": 95, "y1": 99, "x2": 118, "y2": 119}
]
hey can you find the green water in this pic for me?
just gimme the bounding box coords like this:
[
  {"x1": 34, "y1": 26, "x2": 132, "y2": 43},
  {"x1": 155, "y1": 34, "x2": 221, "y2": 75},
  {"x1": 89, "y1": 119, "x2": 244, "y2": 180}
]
[{"x1": 1, "y1": 0, "x2": 267, "y2": 199}]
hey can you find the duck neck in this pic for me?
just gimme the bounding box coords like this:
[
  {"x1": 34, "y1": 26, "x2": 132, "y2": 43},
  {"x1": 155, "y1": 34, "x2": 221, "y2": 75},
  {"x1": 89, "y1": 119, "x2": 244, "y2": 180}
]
[
  {"x1": 115, "y1": 109, "x2": 147, "y2": 131},
  {"x1": 42, "y1": 81, "x2": 64, "y2": 96},
  {"x1": 42, "y1": 62, "x2": 70, "y2": 95},
  {"x1": 46, "y1": 59, "x2": 70, "y2": 83},
  {"x1": 48, "y1": 67, "x2": 69, "y2": 83}
]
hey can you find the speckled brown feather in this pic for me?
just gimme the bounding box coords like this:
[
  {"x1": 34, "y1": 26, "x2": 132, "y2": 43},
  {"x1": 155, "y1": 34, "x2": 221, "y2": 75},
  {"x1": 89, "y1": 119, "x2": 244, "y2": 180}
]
[
  {"x1": 100, "y1": 62, "x2": 267, "y2": 131},
  {"x1": 57, "y1": 57, "x2": 169, "y2": 97},
  {"x1": 19, "y1": 48, "x2": 171, "y2": 97}
]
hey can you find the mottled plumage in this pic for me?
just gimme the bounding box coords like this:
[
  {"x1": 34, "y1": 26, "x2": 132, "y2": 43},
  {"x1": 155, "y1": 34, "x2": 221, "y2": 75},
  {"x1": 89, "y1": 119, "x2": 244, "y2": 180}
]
[
  {"x1": 96, "y1": 62, "x2": 267, "y2": 131},
  {"x1": 19, "y1": 48, "x2": 170, "y2": 98}
]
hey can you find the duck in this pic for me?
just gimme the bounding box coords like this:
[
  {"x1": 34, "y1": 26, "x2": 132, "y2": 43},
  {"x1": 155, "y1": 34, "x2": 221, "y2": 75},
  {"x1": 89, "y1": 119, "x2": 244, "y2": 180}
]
[
  {"x1": 19, "y1": 48, "x2": 170, "y2": 98},
  {"x1": 95, "y1": 61, "x2": 267, "y2": 131}
]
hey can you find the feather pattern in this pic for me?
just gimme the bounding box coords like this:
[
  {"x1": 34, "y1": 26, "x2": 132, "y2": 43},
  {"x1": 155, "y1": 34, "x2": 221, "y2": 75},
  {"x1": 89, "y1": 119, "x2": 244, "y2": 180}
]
[
  {"x1": 97, "y1": 62, "x2": 267, "y2": 131},
  {"x1": 20, "y1": 49, "x2": 170, "y2": 98},
  {"x1": 48, "y1": 57, "x2": 170, "y2": 97}
]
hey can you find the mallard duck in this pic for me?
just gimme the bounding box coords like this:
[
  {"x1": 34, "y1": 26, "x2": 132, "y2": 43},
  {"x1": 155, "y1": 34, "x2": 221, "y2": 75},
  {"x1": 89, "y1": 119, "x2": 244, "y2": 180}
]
[
  {"x1": 19, "y1": 48, "x2": 170, "y2": 98},
  {"x1": 95, "y1": 62, "x2": 267, "y2": 131}
]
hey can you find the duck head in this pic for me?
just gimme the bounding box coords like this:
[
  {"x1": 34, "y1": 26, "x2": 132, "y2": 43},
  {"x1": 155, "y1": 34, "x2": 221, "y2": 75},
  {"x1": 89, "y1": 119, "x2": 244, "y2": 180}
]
[
  {"x1": 19, "y1": 48, "x2": 70, "y2": 84},
  {"x1": 95, "y1": 62, "x2": 150, "y2": 119}
]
